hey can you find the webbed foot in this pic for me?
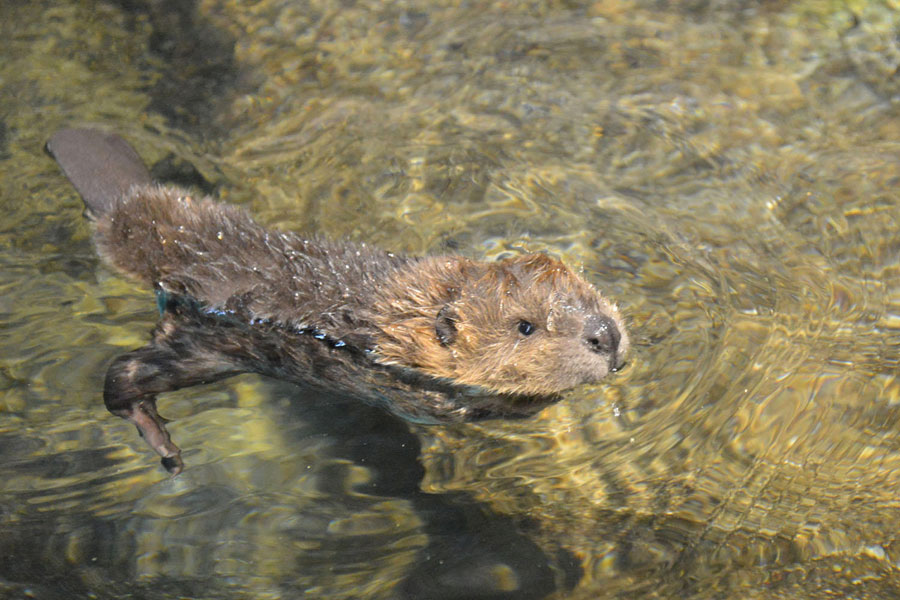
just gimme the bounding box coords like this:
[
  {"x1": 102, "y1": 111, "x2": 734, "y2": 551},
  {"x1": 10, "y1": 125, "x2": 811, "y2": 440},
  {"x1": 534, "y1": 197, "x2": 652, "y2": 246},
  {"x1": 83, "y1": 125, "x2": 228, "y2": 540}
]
[
  {"x1": 103, "y1": 315, "x2": 239, "y2": 473},
  {"x1": 127, "y1": 399, "x2": 184, "y2": 474}
]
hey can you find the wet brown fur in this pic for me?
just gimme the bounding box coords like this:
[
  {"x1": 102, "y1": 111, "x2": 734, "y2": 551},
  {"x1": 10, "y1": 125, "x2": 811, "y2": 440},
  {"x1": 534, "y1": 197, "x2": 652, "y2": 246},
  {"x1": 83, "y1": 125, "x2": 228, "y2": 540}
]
[
  {"x1": 96, "y1": 185, "x2": 629, "y2": 399},
  {"x1": 372, "y1": 253, "x2": 628, "y2": 396},
  {"x1": 47, "y1": 128, "x2": 629, "y2": 472}
]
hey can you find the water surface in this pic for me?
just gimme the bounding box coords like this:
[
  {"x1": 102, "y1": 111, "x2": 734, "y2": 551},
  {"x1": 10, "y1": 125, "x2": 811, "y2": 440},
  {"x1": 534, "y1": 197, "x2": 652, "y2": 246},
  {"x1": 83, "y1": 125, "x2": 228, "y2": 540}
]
[{"x1": 3, "y1": 1, "x2": 900, "y2": 598}]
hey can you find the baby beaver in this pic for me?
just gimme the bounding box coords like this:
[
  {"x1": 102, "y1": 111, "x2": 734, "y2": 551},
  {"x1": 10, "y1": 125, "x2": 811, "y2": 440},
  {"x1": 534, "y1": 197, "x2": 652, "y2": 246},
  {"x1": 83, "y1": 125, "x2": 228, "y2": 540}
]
[{"x1": 47, "y1": 128, "x2": 629, "y2": 473}]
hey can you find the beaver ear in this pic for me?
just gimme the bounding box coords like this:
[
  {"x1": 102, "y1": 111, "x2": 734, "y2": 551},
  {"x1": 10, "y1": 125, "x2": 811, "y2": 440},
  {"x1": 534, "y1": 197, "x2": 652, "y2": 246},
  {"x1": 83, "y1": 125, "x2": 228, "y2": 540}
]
[{"x1": 435, "y1": 305, "x2": 458, "y2": 346}]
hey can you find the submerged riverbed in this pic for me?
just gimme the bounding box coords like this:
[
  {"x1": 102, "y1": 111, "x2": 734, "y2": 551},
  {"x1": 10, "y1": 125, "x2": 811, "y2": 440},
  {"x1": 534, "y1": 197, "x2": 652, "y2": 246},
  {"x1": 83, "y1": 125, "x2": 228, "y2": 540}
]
[{"x1": 3, "y1": 1, "x2": 900, "y2": 598}]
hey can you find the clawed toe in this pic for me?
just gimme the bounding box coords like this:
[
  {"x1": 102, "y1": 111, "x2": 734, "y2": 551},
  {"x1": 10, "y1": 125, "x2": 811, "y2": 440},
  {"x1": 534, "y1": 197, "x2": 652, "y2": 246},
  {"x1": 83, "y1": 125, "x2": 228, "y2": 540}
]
[{"x1": 125, "y1": 399, "x2": 184, "y2": 474}]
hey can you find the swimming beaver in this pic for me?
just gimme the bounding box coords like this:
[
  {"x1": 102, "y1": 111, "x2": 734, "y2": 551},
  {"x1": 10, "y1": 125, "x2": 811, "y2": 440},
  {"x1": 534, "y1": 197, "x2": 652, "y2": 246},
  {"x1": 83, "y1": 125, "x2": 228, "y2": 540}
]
[{"x1": 46, "y1": 128, "x2": 629, "y2": 474}]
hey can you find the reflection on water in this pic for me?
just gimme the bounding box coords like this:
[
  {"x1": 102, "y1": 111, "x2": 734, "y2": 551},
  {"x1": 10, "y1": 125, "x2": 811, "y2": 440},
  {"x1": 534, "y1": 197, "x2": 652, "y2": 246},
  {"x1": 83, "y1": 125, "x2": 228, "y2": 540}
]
[{"x1": 4, "y1": 0, "x2": 900, "y2": 598}]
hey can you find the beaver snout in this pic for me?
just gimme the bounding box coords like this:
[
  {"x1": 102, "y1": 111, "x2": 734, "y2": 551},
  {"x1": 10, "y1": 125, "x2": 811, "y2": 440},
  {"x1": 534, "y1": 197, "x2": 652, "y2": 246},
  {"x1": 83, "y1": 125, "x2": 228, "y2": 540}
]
[{"x1": 583, "y1": 314, "x2": 623, "y2": 368}]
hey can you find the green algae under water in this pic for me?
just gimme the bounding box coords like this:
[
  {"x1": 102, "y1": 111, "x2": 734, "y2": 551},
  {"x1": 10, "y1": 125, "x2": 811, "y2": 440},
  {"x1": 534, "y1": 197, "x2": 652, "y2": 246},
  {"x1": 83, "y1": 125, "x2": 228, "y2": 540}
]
[{"x1": 4, "y1": 1, "x2": 900, "y2": 598}]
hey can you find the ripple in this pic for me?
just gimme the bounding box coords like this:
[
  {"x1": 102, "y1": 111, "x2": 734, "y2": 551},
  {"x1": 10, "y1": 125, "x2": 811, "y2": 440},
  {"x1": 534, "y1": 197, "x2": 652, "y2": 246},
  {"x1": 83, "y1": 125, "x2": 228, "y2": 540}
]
[{"x1": 7, "y1": 1, "x2": 900, "y2": 598}]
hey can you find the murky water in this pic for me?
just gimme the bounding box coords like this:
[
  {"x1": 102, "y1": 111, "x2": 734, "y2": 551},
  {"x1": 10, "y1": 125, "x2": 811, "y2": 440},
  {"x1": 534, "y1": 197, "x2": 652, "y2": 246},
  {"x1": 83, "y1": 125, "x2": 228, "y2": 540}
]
[{"x1": 4, "y1": 0, "x2": 900, "y2": 598}]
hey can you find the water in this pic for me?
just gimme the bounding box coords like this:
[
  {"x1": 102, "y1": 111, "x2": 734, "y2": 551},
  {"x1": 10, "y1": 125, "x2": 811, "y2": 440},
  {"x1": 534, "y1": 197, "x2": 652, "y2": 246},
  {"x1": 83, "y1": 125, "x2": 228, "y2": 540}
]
[{"x1": 3, "y1": 0, "x2": 900, "y2": 598}]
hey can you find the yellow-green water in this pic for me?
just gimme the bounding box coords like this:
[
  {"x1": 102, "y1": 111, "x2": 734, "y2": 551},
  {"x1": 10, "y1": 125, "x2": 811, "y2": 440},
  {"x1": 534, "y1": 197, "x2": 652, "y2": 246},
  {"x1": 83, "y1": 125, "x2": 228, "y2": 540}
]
[{"x1": 4, "y1": 0, "x2": 900, "y2": 598}]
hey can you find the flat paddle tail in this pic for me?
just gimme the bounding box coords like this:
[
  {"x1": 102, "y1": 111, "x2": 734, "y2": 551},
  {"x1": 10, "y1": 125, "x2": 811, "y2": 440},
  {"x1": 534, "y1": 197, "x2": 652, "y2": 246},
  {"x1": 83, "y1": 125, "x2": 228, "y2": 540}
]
[{"x1": 46, "y1": 128, "x2": 153, "y2": 217}]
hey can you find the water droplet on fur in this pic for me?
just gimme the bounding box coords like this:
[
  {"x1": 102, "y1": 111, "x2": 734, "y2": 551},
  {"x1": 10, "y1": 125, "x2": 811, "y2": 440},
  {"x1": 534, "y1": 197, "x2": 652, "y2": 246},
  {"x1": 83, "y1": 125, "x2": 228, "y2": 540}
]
[{"x1": 216, "y1": 231, "x2": 224, "y2": 240}]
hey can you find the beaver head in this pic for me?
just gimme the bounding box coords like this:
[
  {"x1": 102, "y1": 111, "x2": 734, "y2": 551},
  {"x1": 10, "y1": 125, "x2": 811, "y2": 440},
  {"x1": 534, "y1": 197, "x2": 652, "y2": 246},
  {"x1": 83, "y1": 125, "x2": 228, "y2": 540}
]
[{"x1": 371, "y1": 253, "x2": 629, "y2": 397}]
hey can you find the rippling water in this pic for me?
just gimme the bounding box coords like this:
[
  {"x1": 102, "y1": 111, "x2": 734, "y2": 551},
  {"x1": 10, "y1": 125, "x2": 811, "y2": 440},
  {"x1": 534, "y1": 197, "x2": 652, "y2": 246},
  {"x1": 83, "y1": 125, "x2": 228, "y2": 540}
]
[{"x1": 4, "y1": 1, "x2": 900, "y2": 598}]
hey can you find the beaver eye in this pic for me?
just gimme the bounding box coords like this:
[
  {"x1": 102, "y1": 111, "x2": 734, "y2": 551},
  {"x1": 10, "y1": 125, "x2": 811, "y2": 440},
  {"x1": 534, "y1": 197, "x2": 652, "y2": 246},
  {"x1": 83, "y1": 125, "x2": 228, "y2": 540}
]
[{"x1": 517, "y1": 320, "x2": 535, "y2": 336}]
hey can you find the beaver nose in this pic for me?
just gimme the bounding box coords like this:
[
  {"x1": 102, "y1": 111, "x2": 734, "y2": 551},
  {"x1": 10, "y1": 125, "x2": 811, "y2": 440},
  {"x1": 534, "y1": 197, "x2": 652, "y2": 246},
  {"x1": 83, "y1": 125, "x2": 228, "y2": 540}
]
[{"x1": 584, "y1": 314, "x2": 621, "y2": 358}]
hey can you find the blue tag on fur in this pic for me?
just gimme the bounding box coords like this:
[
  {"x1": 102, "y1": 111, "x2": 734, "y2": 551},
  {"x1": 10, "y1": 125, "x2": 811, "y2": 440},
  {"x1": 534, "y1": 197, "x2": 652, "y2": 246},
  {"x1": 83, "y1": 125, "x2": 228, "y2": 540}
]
[{"x1": 155, "y1": 288, "x2": 169, "y2": 316}]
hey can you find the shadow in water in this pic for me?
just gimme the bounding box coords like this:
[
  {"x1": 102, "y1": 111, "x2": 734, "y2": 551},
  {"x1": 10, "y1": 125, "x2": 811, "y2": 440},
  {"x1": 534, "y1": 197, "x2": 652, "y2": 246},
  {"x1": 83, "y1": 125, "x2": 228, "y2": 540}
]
[
  {"x1": 285, "y1": 383, "x2": 581, "y2": 600},
  {"x1": 0, "y1": 379, "x2": 579, "y2": 600}
]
